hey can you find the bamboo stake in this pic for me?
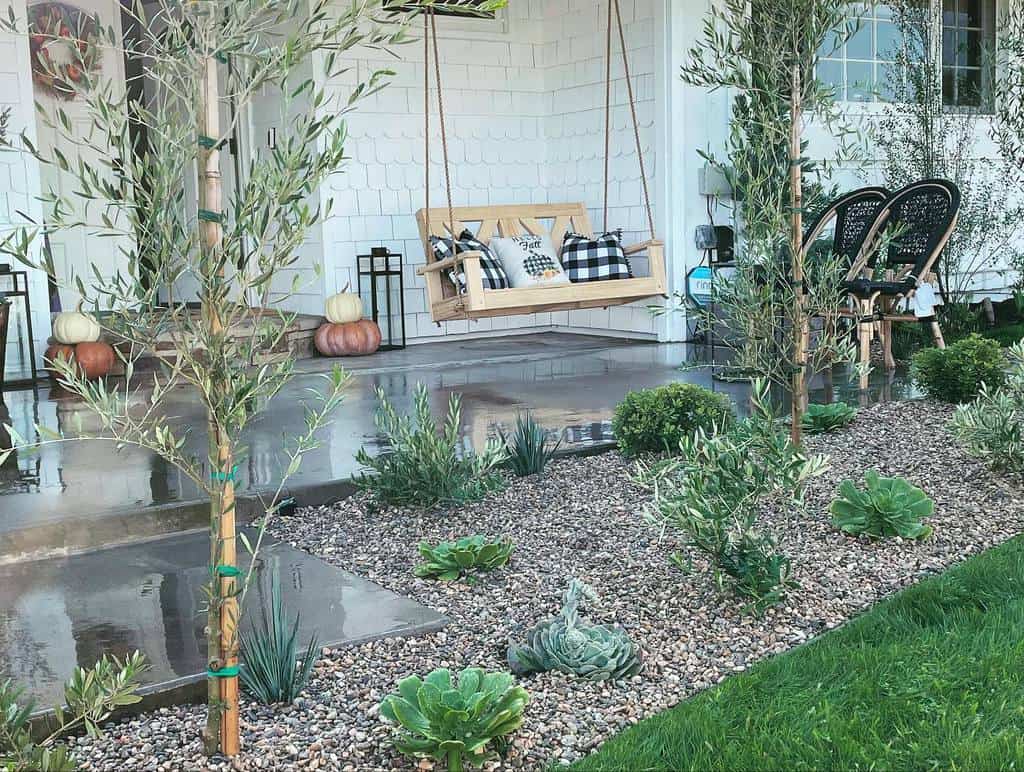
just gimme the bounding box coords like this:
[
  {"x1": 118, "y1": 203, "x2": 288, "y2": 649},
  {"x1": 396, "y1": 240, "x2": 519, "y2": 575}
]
[
  {"x1": 789, "y1": 64, "x2": 807, "y2": 446},
  {"x1": 197, "y1": 46, "x2": 240, "y2": 756}
]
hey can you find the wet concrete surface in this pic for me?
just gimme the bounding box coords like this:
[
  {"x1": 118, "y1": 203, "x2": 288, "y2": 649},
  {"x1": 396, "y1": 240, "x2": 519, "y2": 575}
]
[
  {"x1": 0, "y1": 529, "x2": 446, "y2": 707},
  {"x1": 0, "y1": 334, "x2": 749, "y2": 544}
]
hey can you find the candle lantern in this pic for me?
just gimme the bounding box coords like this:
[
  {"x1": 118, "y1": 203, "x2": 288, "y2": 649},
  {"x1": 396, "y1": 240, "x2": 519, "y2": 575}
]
[{"x1": 357, "y1": 247, "x2": 406, "y2": 350}]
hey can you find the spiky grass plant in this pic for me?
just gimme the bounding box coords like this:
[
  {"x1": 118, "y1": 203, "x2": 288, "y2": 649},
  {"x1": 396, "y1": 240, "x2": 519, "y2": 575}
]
[
  {"x1": 240, "y1": 572, "x2": 318, "y2": 705},
  {"x1": 500, "y1": 414, "x2": 562, "y2": 476}
]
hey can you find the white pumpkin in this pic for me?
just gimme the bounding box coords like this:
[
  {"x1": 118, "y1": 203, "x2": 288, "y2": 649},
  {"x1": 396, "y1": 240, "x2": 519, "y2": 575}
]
[
  {"x1": 325, "y1": 287, "x2": 363, "y2": 324},
  {"x1": 53, "y1": 309, "x2": 101, "y2": 344}
]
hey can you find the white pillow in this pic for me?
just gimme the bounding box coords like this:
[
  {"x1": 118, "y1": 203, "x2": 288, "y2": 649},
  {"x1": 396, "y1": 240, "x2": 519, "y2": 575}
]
[{"x1": 489, "y1": 234, "x2": 571, "y2": 288}]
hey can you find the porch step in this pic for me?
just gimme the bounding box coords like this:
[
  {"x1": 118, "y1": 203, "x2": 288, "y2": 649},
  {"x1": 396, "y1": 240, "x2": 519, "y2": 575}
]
[{"x1": 0, "y1": 530, "x2": 447, "y2": 710}]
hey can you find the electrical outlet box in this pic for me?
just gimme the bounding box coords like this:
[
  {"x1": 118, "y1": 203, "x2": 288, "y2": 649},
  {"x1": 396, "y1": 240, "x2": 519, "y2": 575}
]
[
  {"x1": 699, "y1": 163, "x2": 732, "y2": 198},
  {"x1": 695, "y1": 224, "x2": 717, "y2": 250}
]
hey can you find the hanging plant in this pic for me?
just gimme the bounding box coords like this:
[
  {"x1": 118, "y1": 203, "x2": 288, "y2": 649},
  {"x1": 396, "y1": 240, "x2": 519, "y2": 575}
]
[{"x1": 27, "y1": 2, "x2": 103, "y2": 99}]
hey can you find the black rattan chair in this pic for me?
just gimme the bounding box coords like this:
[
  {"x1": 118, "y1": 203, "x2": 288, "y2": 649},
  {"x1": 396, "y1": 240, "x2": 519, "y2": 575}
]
[{"x1": 842, "y1": 179, "x2": 961, "y2": 387}]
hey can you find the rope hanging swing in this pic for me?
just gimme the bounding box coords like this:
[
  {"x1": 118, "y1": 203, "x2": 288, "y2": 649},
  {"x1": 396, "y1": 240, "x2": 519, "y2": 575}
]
[{"x1": 415, "y1": 1, "x2": 667, "y2": 323}]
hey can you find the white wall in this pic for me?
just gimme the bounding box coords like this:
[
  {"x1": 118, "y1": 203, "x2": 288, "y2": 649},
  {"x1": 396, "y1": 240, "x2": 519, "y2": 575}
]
[
  {"x1": 0, "y1": 0, "x2": 52, "y2": 377},
  {"x1": 317, "y1": 0, "x2": 670, "y2": 342}
]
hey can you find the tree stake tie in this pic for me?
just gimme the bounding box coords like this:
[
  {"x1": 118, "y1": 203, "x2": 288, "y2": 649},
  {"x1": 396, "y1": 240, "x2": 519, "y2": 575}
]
[
  {"x1": 207, "y1": 665, "x2": 240, "y2": 678},
  {"x1": 216, "y1": 565, "x2": 241, "y2": 578},
  {"x1": 211, "y1": 465, "x2": 239, "y2": 482}
]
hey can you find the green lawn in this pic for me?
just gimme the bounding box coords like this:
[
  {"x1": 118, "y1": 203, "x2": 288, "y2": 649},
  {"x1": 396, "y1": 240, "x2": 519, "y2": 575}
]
[{"x1": 570, "y1": 537, "x2": 1024, "y2": 771}]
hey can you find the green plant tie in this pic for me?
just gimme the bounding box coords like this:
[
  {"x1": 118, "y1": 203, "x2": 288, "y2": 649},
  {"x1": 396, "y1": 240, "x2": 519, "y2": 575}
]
[
  {"x1": 211, "y1": 465, "x2": 239, "y2": 481},
  {"x1": 214, "y1": 52, "x2": 228, "y2": 64},
  {"x1": 197, "y1": 135, "x2": 217, "y2": 149},
  {"x1": 198, "y1": 209, "x2": 223, "y2": 224},
  {"x1": 215, "y1": 565, "x2": 241, "y2": 578},
  {"x1": 206, "y1": 665, "x2": 240, "y2": 678}
]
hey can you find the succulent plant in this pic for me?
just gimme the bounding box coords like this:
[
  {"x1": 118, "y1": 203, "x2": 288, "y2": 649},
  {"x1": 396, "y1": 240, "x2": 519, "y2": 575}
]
[
  {"x1": 379, "y1": 667, "x2": 529, "y2": 772},
  {"x1": 831, "y1": 470, "x2": 935, "y2": 539},
  {"x1": 507, "y1": 580, "x2": 641, "y2": 681},
  {"x1": 801, "y1": 402, "x2": 857, "y2": 434},
  {"x1": 413, "y1": 535, "x2": 514, "y2": 581}
]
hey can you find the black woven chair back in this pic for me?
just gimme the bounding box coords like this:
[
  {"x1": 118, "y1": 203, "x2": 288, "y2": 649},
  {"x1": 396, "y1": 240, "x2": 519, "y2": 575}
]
[
  {"x1": 803, "y1": 186, "x2": 890, "y2": 267},
  {"x1": 872, "y1": 179, "x2": 961, "y2": 276}
]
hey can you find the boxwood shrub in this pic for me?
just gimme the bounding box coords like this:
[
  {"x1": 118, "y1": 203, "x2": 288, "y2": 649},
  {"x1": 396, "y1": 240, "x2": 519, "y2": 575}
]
[
  {"x1": 612, "y1": 383, "x2": 734, "y2": 456},
  {"x1": 911, "y1": 333, "x2": 1006, "y2": 404}
]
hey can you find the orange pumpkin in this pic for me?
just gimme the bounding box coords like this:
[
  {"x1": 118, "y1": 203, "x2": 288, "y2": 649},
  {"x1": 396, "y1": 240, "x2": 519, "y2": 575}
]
[
  {"x1": 314, "y1": 320, "x2": 382, "y2": 357},
  {"x1": 74, "y1": 341, "x2": 116, "y2": 379}
]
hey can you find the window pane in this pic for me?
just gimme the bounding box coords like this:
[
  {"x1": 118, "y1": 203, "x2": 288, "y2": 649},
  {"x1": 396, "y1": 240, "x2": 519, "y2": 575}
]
[
  {"x1": 876, "y1": 21, "x2": 901, "y2": 60},
  {"x1": 818, "y1": 60, "x2": 846, "y2": 98},
  {"x1": 847, "y1": 22, "x2": 873, "y2": 59},
  {"x1": 962, "y1": 0, "x2": 983, "y2": 26},
  {"x1": 848, "y1": 61, "x2": 874, "y2": 101}
]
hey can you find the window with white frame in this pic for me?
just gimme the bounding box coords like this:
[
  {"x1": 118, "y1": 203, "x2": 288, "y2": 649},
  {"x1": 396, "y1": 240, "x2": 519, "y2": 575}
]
[{"x1": 817, "y1": 0, "x2": 996, "y2": 108}]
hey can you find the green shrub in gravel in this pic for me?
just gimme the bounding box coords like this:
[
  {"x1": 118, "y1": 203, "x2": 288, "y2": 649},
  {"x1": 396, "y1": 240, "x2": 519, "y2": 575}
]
[
  {"x1": 355, "y1": 383, "x2": 506, "y2": 508},
  {"x1": 612, "y1": 382, "x2": 734, "y2": 456},
  {"x1": 830, "y1": 470, "x2": 934, "y2": 540},
  {"x1": 952, "y1": 340, "x2": 1024, "y2": 472},
  {"x1": 500, "y1": 413, "x2": 562, "y2": 476},
  {"x1": 911, "y1": 333, "x2": 1006, "y2": 404},
  {"x1": 507, "y1": 579, "x2": 641, "y2": 681},
  {"x1": 801, "y1": 402, "x2": 857, "y2": 434},
  {"x1": 379, "y1": 667, "x2": 529, "y2": 772},
  {"x1": 414, "y1": 535, "x2": 514, "y2": 581},
  {"x1": 641, "y1": 381, "x2": 828, "y2": 611}
]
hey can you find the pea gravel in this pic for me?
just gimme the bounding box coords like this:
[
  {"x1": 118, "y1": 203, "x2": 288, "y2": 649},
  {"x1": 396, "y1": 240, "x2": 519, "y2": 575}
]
[{"x1": 72, "y1": 399, "x2": 1024, "y2": 771}]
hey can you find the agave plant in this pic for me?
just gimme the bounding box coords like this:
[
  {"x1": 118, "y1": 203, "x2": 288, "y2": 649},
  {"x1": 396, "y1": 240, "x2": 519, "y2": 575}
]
[
  {"x1": 414, "y1": 536, "x2": 514, "y2": 581},
  {"x1": 500, "y1": 413, "x2": 562, "y2": 476},
  {"x1": 830, "y1": 470, "x2": 935, "y2": 539},
  {"x1": 507, "y1": 580, "x2": 641, "y2": 681},
  {"x1": 801, "y1": 402, "x2": 857, "y2": 434},
  {"x1": 240, "y1": 572, "x2": 319, "y2": 704},
  {"x1": 379, "y1": 667, "x2": 529, "y2": 772}
]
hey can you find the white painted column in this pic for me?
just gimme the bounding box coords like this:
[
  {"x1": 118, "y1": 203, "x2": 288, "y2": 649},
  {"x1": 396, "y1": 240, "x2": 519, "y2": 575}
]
[{"x1": 655, "y1": 0, "x2": 730, "y2": 343}]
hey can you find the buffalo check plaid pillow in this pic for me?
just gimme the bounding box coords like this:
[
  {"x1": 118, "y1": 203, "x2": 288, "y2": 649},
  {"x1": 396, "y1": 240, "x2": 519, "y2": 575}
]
[
  {"x1": 560, "y1": 230, "x2": 633, "y2": 282},
  {"x1": 429, "y1": 230, "x2": 510, "y2": 292}
]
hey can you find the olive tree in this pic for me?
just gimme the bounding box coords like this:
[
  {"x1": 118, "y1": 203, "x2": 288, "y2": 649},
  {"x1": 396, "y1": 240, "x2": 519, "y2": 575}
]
[
  {"x1": 682, "y1": 0, "x2": 867, "y2": 444},
  {"x1": 0, "y1": 0, "x2": 500, "y2": 757}
]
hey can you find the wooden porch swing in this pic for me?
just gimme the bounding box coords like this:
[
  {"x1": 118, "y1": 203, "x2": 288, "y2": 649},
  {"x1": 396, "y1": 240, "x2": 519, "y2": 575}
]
[{"x1": 415, "y1": 1, "x2": 667, "y2": 323}]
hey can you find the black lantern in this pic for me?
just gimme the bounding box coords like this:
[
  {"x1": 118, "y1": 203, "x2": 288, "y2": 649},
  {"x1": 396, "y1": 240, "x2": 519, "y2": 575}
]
[{"x1": 357, "y1": 247, "x2": 406, "y2": 350}]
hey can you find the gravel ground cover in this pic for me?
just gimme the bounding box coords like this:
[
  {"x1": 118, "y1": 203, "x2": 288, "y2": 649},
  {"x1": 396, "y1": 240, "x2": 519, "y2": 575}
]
[{"x1": 73, "y1": 399, "x2": 1024, "y2": 771}]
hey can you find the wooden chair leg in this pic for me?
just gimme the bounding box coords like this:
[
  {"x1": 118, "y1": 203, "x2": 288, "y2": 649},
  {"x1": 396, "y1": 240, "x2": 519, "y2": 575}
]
[
  {"x1": 858, "y1": 298, "x2": 872, "y2": 391},
  {"x1": 882, "y1": 318, "x2": 895, "y2": 371},
  {"x1": 930, "y1": 317, "x2": 946, "y2": 350}
]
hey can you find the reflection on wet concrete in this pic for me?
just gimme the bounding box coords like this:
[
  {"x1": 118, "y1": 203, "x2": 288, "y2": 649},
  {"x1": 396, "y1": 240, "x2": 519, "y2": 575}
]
[
  {"x1": 0, "y1": 530, "x2": 446, "y2": 707},
  {"x1": 0, "y1": 334, "x2": 916, "y2": 540},
  {"x1": 0, "y1": 336, "x2": 723, "y2": 535}
]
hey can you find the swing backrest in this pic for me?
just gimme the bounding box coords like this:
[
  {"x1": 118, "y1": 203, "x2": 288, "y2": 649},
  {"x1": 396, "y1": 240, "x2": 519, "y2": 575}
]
[{"x1": 416, "y1": 203, "x2": 598, "y2": 257}]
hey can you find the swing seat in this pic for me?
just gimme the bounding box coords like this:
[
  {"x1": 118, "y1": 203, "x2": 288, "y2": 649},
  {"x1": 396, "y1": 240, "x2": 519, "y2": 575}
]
[{"x1": 416, "y1": 203, "x2": 667, "y2": 323}]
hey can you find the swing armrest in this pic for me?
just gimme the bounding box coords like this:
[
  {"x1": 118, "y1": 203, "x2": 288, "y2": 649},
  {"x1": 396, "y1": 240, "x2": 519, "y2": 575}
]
[
  {"x1": 623, "y1": 239, "x2": 663, "y2": 255},
  {"x1": 416, "y1": 251, "x2": 483, "y2": 275}
]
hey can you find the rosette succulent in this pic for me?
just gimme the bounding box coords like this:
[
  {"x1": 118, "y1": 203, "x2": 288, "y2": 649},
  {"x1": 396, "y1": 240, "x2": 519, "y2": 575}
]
[
  {"x1": 379, "y1": 667, "x2": 529, "y2": 772},
  {"x1": 413, "y1": 535, "x2": 514, "y2": 581},
  {"x1": 831, "y1": 470, "x2": 935, "y2": 539},
  {"x1": 801, "y1": 402, "x2": 857, "y2": 434},
  {"x1": 507, "y1": 580, "x2": 641, "y2": 681}
]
